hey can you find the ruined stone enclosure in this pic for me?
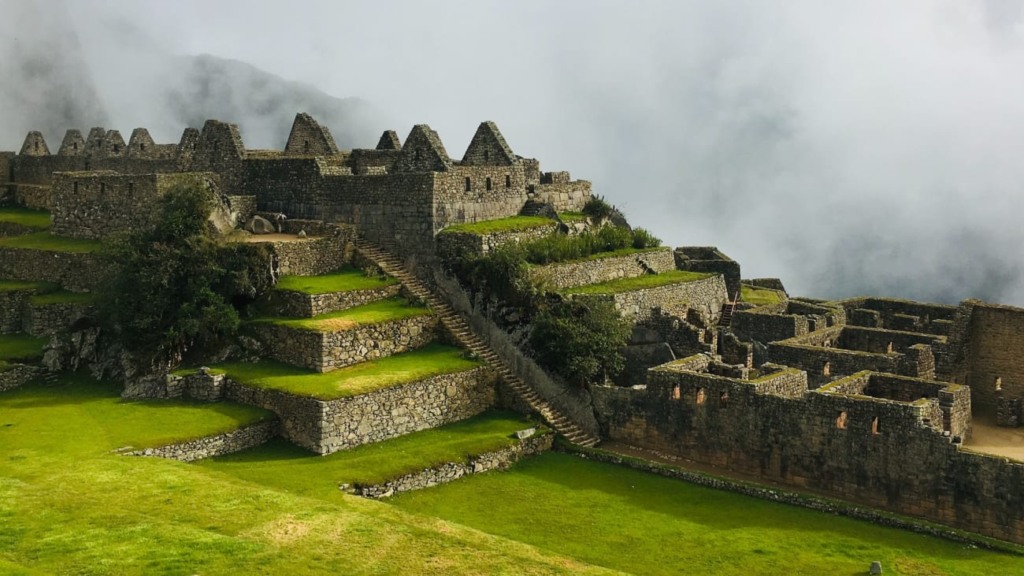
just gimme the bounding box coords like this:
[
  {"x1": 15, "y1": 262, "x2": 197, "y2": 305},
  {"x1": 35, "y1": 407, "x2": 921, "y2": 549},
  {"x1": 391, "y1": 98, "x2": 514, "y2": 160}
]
[{"x1": 4, "y1": 111, "x2": 1024, "y2": 546}]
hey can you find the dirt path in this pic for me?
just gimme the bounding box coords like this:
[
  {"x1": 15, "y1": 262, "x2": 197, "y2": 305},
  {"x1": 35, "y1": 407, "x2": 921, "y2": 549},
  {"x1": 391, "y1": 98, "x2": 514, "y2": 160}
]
[{"x1": 963, "y1": 415, "x2": 1024, "y2": 461}]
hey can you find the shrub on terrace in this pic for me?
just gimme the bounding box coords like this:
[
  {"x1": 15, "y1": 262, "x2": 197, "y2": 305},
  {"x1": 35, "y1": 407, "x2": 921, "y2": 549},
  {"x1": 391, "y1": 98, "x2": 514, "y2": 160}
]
[
  {"x1": 98, "y1": 182, "x2": 273, "y2": 366},
  {"x1": 529, "y1": 298, "x2": 631, "y2": 387}
]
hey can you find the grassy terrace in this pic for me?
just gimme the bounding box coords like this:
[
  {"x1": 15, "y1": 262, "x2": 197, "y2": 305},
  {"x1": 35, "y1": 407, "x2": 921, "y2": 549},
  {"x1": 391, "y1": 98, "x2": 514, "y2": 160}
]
[
  {"x1": 251, "y1": 297, "x2": 430, "y2": 332},
  {"x1": 0, "y1": 231, "x2": 101, "y2": 253},
  {"x1": 199, "y1": 411, "x2": 540, "y2": 492},
  {"x1": 557, "y1": 211, "x2": 588, "y2": 223},
  {"x1": 0, "y1": 206, "x2": 50, "y2": 229},
  {"x1": 0, "y1": 279, "x2": 58, "y2": 293},
  {"x1": 563, "y1": 269, "x2": 713, "y2": 295},
  {"x1": 27, "y1": 290, "x2": 96, "y2": 306},
  {"x1": 393, "y1": 451, "x2": 1023, "y2": 576},
  {"x1": 216, "y1": 344, "x2": 481, "y2": 399},
  {"x1": 274, "y1": 266, "x2": 396, "y2": 295},
  {"x1": 0, "y1": 333, "x2": 47, "y2": 363},
  {"x1": 741, "y1": 285, "x2": 785, "y2": 306},
  {"x1": 440, "y1": 215, "x2": 554, "y2": 235}
]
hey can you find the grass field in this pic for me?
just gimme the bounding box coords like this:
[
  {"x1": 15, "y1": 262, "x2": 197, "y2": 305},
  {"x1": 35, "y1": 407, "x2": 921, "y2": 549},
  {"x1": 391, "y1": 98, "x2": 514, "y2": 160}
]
[
  {"x1": 199, "y1": 411, "x2": 539, "y2": 492},
  {"x1": 0, "y1": 334, "x2": 47, "y2": 362},
  {"x1": 217, "y1": 344, "x2": 481, "y2": 399},
  {"x1": 440, "y1": 215, "x2": 555, "y2": 235},
  {"x1": 252, "y1": 297, "x2": 430, "y2": 332},
  {"x1": 0, "y1": 231, "x2": 101, "y2": 253},
  {"x1": 392, "y1": 451, "x2": 1024, "y2": 576},
  {"x1": 0, "y1": 206, "x2": 50, "y2": 229},
  {"x1": 28, "y1": 289, "x2": 96, "y2": 306},
  {"x1": 562, "y1": 269, "x2": 713, "y2": 295},
  {"x1": 0, "y1": 280, "x2": 58, "y2": 293},
  {"x1": 0, "y1": 376, "x2": 598, "y2": 575},
  {"x1": 741, "y1": 284, "x2": 785, "y2": 306},
  {"x1": 275, "y1": 266, "x2": 396, "y2": 295}
]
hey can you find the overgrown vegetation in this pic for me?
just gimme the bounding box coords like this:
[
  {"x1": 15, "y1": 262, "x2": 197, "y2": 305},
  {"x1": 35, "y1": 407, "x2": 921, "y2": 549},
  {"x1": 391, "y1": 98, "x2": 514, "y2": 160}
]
[
  {"x1": 529, "y1": 298, "x2": 631, "y2": 387},
  {"x1": 97, "y1": 182, "x2": 273, "y2": 365},
  {"x1": 581, "y1": 195, "x2": 614, "y2": 221},
  {"x1": 522, "y1": 225, "x2": 661, "y2": 265}
]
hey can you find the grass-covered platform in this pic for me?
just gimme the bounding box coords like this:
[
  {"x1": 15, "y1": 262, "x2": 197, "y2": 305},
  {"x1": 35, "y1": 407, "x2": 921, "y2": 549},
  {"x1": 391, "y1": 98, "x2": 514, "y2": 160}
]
[
  {"x1": 392, "y1": 451, "x2": 1022, "y2": 576},
  {"x1": 274, "y1": 266, "x2": 396, "y2": 295},
  {"x1": 199, "y1": 410, "x2": 539, "y2": 495},
  {"x1": 440, "y1": 215, "x2": 555, "y2": 235},
  {"x1": 741, "y1": 284, "x2": 785, "y2": 306},
  {"x1": 0, "y1": 231, "x2": 101, "y2": 253},
  {"x1": 216, "y1": 343, "x2": 482, "y2": 399},
  {"x1": 562, "y1": 269, "x2": 713, "y2": 295},
  {"x1": 0, "y1": 279, "x2": 58, "y2": 293},
  {"x1": 0, "y1": 333, "x2": 47, "y2": 363},
  {"x1": 27, "y1": 289, "x2": 97, "y2": 306},
  {"x1": 251, "y1": 297, "x2": 430, "y2": 332},
  {"x1": 0, "y1": 206, "x2": 51, "y2": 229}
]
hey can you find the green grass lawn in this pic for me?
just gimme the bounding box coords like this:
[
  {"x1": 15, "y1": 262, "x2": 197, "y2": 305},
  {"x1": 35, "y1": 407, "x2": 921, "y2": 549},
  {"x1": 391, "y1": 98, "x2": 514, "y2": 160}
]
[
  {"x1": 28, "y1": 289, "x2": 96, "y2": 306},
  {"x1": 252, "y1": 297, "x2": 430, "y2": 332},
  {"x1": 741, "y1": 284, "x2": 785, "y2": 306},
  {"x1": 0, "y1": 375, "x2": 594, "y2": 575},
  {"x1": 217, "y1": 343, "x2": 481, "y2": 399},
  {"x1": 0, "y1": 231, "x2": 101, "y2": 253},
  {"x1": 440, "y1": 215, "x2": 555, "y2": 235},
  {"x1": 0, "y1": 334, "x2": 47, "y2": 362},
  {"x1": 0, "y1": 279, "x2": 58, "y2": 293},
  {"x1": 392, "y1": 451, "x2": 1024, "y2": 576},
  {"x1": 563, "y1": 269, "x2": 713, "y2": 295},
  {"x1": 275, "y1": 266, "x2": 396, "y2": 295},
  {"x1": 0, "y1": 206, "x2": 50, "y2": 229},
  {"x1": 199, "y1": 411, "x2": 540, "y2": 492},
  {"x1": 557, "y1": 211, "x2": 588, "y2": 223}
]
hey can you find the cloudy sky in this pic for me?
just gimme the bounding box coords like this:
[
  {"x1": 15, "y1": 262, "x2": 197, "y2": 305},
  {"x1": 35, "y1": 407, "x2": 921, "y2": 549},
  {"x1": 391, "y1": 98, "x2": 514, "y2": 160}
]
[{"x1": 3, "y1": 0, "x2": 1024, "y2": 305}]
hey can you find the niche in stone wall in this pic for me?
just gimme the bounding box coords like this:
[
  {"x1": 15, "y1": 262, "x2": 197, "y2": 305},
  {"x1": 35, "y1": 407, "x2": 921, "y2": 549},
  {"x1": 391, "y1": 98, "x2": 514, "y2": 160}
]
[
  {"x1": 486, "y1": 177, "x2": 492, "y2": 191},
  {"x1": 719, "y1": 391, "x2": 729, "y2": 407},
  {"x1": 822, "y1": 361, "x2": 831, "y2": 377},
  {"x1": 871, "y1": 416, "x2": 881, "y2": 435},
  {"x1": 836, "y1": 411, "x2": 848, "y2": 429},
  {"x1": 886, "y1": 341, "x2": 894, "y2": 354},
  {"x1": 672, "y1": 384, "x2": 681, "y2": 400},
  {"x1": 696, "y1": 388, "x2": 706, "y2": 405},
  {"x1": 505, "y1": 174, "x2": 511, "y2": 188},
  {"x1": 465, "y1": 177, "x2": 471, "y2": 192},
  {"x1": 996, "y1": 376, "x2": 1003, "y2": 391}
]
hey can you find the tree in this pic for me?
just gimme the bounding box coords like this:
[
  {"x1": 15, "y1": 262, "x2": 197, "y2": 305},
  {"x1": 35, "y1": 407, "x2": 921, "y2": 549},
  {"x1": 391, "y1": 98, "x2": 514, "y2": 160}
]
[
  {"x1": 529, "y1": 298, "x2": 632, "y2": 387},
  {"x1": 98, "y1": 180, "x2": 272, "y2": 366}
]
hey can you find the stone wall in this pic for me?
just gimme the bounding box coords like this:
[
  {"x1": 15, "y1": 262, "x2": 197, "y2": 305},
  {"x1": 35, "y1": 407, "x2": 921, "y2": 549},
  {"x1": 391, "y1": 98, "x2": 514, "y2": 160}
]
[
  {"x1": 529, "y1": 178, "x2": 592, "y2": 212},
  {"x1": 225, "y1": 366, "x2": 496, "y2": 454},
  {"x1": 841, "y1": 297, "x2": 957, "y2": 336},
  {"x1": 0, "y1": 363, "x2": 43, "y2": 392},
  {"x1": 573, "y1": 274, "x2": 728, "y2": 325},
  {"x1": 955, "y1": 302, "x2": 1024, "y2": 413},
  {"x1": 591, "y1": 367, "x2": 1024, "y2": 544},
  {"x1": 769, "y1": 326, "x2": 937, "y2": 383},
  {"x1": 270, "y1": 284, "x2": 401, "y2": 318},
  {"x1": 129, "y1": 419, "x2": 280, "y2": 462},
  {"x1": 530, "y1": 247, "x2": 676, "y2": 291},
  {"x1": 675, "y1": 247, "x2": 741, "y2": 299},
  {"x1": 353, "y1": 432, "x2": 552, "y2": 498},
  {"x1": 253, "y1": 313, "x2": 438, "y2": 372},
  {"x1": 0, "y1": 290, "x2": 31, "y2": 333},
  {"x1": 263, "y1": 224, "x2": 353, "y2": 277},
  {"x1": 10, "y1": 184, "x2": 52, "y2": 210},
  {"x1": 0, "y1": 249, "x2": 103, "y2": 292},
  {"x1": 24, "y1": 301, "x2": 95, "y2": 336},
  {"x1": 51, "y1": 172, "x2": 220, "y2": 239},
  {"x1": 432, "y1": 165, "x2": 529, "y2": 232}
]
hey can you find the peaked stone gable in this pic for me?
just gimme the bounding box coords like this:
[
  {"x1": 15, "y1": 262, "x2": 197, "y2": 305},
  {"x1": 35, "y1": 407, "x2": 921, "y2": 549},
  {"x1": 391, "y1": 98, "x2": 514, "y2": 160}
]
[
  {"x1": 58, "y1": 130, "x2": 86, "y2": 156},
  {"x1": 461, "y1": 121, "x2": 516, "y2": 166},
  {"x1": 19, "y1": 131, "x2": 50, "y2": 156},
  {"x1": 376, "y1": 130, "x2": 402, "y2": 151},
  {"x1": 284, "y1": 113, "x2": 340, "y2": 156},
  {"x1": 394, "y1": 124, "x2": 451, "y2": 172}
]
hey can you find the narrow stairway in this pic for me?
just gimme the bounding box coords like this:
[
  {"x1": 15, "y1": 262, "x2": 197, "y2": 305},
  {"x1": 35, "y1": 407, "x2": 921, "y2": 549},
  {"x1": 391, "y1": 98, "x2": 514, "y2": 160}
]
[
  {"x1": 354, "y1": 239, "x2": 600, "y2": 448},
  {"x1": 718, "y1": 298, "x2": 739, "y2": 327}
]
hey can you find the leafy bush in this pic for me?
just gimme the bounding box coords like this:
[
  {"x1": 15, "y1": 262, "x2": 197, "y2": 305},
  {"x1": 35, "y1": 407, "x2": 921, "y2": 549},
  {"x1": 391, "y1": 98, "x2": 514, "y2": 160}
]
[
  {"x1": 582, "y1": 195, "x2": 614, "y2": 221},
  {"x1": 522, "y1": 226, "x2": 651, "y2": 265},
  {"x1": 457, "y1": 244, "x2": 537, "y2": 308},
  {"x1": 630, "y1": 227, "x2": 662, "y2": 249},
  {"x1": 529, "y1": 298, "x2": 631, "y2": 387},
  {"x1": 98, "y1": 182, "x2": 272, "y2": 365}
]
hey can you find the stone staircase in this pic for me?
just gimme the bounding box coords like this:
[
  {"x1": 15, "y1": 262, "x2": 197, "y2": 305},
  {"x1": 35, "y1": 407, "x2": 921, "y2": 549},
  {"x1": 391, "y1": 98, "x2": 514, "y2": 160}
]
[
  {"x1": 718, "y1": 299, "x2": 738, "y2": 327},
  {"x1": 355, "y1": 239, "x2": 600, "y2": 447}
]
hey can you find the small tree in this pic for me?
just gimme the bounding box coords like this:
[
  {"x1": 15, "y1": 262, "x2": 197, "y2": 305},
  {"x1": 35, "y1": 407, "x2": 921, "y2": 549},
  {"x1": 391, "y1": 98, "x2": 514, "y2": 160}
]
[
  {"x1": 98, "y1": 181, "x2": 272, "y2": 366},
  {"x1": 529, "y1": 298, "x2": 631, "y2": 387}
]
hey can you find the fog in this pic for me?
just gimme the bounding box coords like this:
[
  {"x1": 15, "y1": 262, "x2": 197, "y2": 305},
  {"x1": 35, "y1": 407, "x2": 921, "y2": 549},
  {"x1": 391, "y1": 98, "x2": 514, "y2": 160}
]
[{"x1": 3, "y1": 0, "x2": 1024, "y2": 305}]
